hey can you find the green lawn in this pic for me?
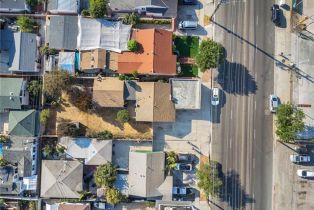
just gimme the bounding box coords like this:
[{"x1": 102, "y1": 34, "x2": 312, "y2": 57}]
[
  {"x1": 174, "y1": 36, "x2": 199, "y2": 58},
  {"x1": 180, "y1": 64, "x2": 198, "y2": 77}
]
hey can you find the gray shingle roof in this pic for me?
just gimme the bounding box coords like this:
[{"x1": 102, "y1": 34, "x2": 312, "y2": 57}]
[
  {"x1": 9, "y1": 110, "x2": 39, "y2": 137},
  {"x1": 124, "y1": 80, "x2": 138, "y2": 101},
  {"x1": 0, "y1": 78, "x2": 23, "y2": 112},
  {"x1": 128, "y1": 151, "x2": 165, "y2": 198},
  {"x1": 47, "y1": 0, "x2": 79, "y2": 14},
  {"x1": 109, "y1": 0, "x2": 177, "y2": 18},
  {"x1": 0, "y1": 0, "x2": 30, "y2": 13},
  {"x1": 40, "y1": 160, "x2": 83, "y2": 198},
  {"x1": 47, "y1": 16, "x2": 78, "y2": 50},
  {"x1": 0, "y1": 29, "x2": 38, "y2": 72}
]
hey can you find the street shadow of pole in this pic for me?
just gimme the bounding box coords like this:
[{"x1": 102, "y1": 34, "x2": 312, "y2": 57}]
[
  {"x1": 219, "y1": 169, "x2": 256, "y2": 209},
  {"x1": 216, "y1": 60, "x2": 257, "y2": 95}
]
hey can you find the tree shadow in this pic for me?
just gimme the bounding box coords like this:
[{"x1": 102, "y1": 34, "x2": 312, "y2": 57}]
[
  {"x1": 216, "y1": 60, "x2": 257, "y2": 95},
  {"x1": 218, "y1": 168, "x2": 256, "y2": 209}
]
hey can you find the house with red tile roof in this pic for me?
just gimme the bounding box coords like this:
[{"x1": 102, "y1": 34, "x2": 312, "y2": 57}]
[{"x1": 117, "y1": 29, "x2": 177, "y2": 76}]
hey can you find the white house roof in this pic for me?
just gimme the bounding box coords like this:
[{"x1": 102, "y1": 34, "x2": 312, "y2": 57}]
[{"x1": 77, "y1": 17, "x2": 131, "y2": 52}]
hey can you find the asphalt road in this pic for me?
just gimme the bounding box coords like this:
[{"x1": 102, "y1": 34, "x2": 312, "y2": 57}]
[{"x1": 211, "y1": 0, "x2": 275, "y2": 209}]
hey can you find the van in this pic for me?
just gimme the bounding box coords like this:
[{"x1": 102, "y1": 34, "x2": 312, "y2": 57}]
[{"x1": 178, "y1": 21, "x2": 198, "y2": 30}]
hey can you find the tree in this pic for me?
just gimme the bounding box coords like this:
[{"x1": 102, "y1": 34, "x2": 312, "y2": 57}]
[
  {"x1": 16, "y1": 16, "x2": 37, "y2": 33},
  {"x1": 78, "y1": 190, "x2": 92, "y2": 201},
  {"x1": 95, "y1": 163, "x2": 117, "y2": 188},
  {"x1": 122, "y1": 13, "x2": 140, "y2": 25},
  {"x1": 40, "y1": 109, "x2": 50, "y2": 124},
  {"x1": 89, "y1": 0, "x2": 108, "y2": 18},
  {"x1": 40, "y1": 46, "x2": 57, "y2": 56},
  {"x1": 68, "y1": 87, "x2": 92, "y2": 111},
  {"x1": 106, "y1": 188, "x2": 123, "y2": 206},
  {"x1": 28, "y1": 80, "x2": 41, "y2": 97},
  {"x1": 196, "y1": 161, "x2": 223, "y2": 198},
  {"x1": 196, "y1": 39, "x2": 225, "y2": 72},
  {"x1": 166, "y1": 151, "x2": 177, "y2": 172},
  {"x1": 96, "y1": 130, "x2": 113, "y2": 140},
  {"x1": 44, "y1": 70, "x2": 73, "y2": 101},
  {"x1": 276, "y1": 103, "x2": 305, "y2": 143},
  {"x1": 116, "y1": 110, "x2": 130, "y2": 124},
  {"x1": 56, "y1": 145, "x2": 66, "y2": 155},
  {"x1": 127, "y1": 40, "x2": 139, "y2": 52},
  {"x1": 57, "y1": 122, "x2": 80, "y2": 137}
]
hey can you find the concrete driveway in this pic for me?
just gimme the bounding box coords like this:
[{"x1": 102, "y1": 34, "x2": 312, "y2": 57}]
[
  {"x1": 176, "y1": 1, "x2": 208, "y2": 37},
  {"x1": 153, "y1": 82, "x2": 212, "y2": 156}
]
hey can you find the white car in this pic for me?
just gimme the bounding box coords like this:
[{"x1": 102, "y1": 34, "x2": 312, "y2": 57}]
[
  {"x1": 269, "y1": 95, "x2": 279, "y2": 113},
  {"x1": 211, "y1": 88, "x2": 219, "y2": 106},
  {"x1": 290, "y1": 154, "x2": 310, "y2": 163},
  {"x1": 297, "y1": 169, "x2": 314, "y2": 178}
]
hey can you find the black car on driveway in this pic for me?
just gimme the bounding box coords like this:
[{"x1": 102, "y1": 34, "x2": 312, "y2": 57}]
[{"x1": 271, "y1": 4, "x2": 281, "y2": 26}]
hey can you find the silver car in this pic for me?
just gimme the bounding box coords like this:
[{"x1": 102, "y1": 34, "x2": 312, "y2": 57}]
[
  {"x1": 211, "y1": 88, "x2": 219, "y2": 106},
  {"x1": 297, "y1": 169, "x2": 314, "y2": 178}
]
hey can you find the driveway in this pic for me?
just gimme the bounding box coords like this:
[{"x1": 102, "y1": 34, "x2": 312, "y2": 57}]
[
  {"x1": 153, "y1": 82, "x2": 211, "y2": 157},
  {"x1": 176, "y1": 1, "x2": 208, "y2": 37}
]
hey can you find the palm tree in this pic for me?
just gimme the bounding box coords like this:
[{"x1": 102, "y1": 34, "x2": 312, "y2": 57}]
[{"x1": 166, "y1": 151, "x2": 177, "y2": 173}]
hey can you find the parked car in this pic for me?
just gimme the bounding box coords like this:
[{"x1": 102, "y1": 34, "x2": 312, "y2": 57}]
[
  {"x1": 183, "y1": 0, "x2": 198, "y2": 5},
  {"x1": 271, "y1": 4, "x2": 281, "y2": 25},
  {"x1": 290, "y1": 154, "x2": 311, "y2": 163},
  {"x1": 178, "y1": 20, "x2": 198, "y2": 30},
  {"x1": 269, "y1": 94, "x2": 279, "y2": 112},
  {"x1": 172, "y1": 187, "x2": 194, "y2": 195},
  {"x1": 173, "y1": 187, "x2": 187, "y2": 195},
  {"x1": 297, "y1": 169, "x2": 314, "y2": 178},
  {"x1": 175, "y1": 163, "x2": 193, "y2": 171},
  {"x1": 211, "y1": 87, "x2": 219, "y2": 106},
  {"x1": 177, "y1": 154, "x2": 196, "y2": 163}
]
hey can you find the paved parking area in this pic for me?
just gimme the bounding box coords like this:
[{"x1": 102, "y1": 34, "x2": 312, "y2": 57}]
[
  {"x1": 153, "y1": 82, "x2": 212, "y2": 156},
  {"x1": 273, "y1": 142, "x2": 314, "y2": 210},
  {"x1": 176, "y1": 1, "x2": 208, "y2": 37}
]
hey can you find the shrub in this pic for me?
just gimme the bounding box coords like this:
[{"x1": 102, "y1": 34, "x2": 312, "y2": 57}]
[
  {"x1": 57, "y1": 122, "x2": 80, "y2": 137},
  {"x1": 43, "y1": 144, "x2": 53, "y2": 157},
  {"x1": 81, "y1": 9, "x2": 90, "y2": 17},
  {"x1": 116, "y1": 110, "x2": 130, "y2": 123},
  {"x1": 122, "y1": 13, "x2": 139, "y2": 25},
  {"x1": 166, "y1": 151, "x2": 177, "y2": 172},
  {"x1": 139, "y1": 19, "x2": 171, "y2": 25},
  {"x1": 40, "y1": 46, "x2": 57, "y2": 56},
  {"x1": 196, "y1": 39, "x2": 225, "y2": 72},
  {"x1": 118, "y1": 74, "x2": 136, "y2": 80},
  {"x1": 0, "y1": 135, "x2": 8, "y2": 144},
  {"x1": 0, "y1": 158, "x2": 8, "y2": 167},
  {"x1": 28, "y1": 201, "x2": 37, "y2": 210},
  {"x1": 16, "y1": 16, "x2": 37, "y2": 33},
  {"x1": 95, "y1": 163, "x2": 117, "y2": 188},
  {"x1": 127, "y1": 40, "x2": 139, "y2": 52},
  {"x1": 56, "y1": 145, "x2": 65, "y2": 154},
  {"x1": 106, "y1": 188, "x2": 123, "y2": 206},
  {"x1": 97, "y1": 130, "x2": 113, "y2": 140},
  {"x1": 28, "y1": 80, "x2": 41, "y2": 97},
  {"x1": 89, "y1": 0, "x2": 108, "y2": 18},
  {"x1": 40, "y1": 109, "x2": 50, "y2": 124}
]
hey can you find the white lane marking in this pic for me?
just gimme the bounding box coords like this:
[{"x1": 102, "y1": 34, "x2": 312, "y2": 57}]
[
  {"x1": 253, "y1": 158, "x2": 255, "y2": 169},
  {"x1": 254, "y1": 129, "x2": 256, "y2": 139},
  {"x1": 231, "y1": 110, "x2": 233, "y2": 120},
  {"x1": 254, "y1": 100, "x2": 257, "y2": 110},
  {"x1": 256, "y1": 15, "x2": 259, "y2": 25},
  {"x1": 229, "y1": 138, "x2": 232, "y2": 148}
]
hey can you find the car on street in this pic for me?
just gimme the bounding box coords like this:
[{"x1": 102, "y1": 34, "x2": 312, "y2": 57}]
[
  {"x1": 290, "y1": 154, "x2": 311, "y2": 163},
  {"x1": 175, "y1": 163, "x2": 193, "y2": 171},
  {"x1": 297, "y1": 169, "x2": 314, "y2": 178},
  {"x1": 269, "y1": 94, "x2": 279, "y2": 113},
  {"x1": 211, "y1": 87, "x2": 219, "y2": 106},
  {"x1": 271, "y1": 4, "x2": 281, "y2": 25}
]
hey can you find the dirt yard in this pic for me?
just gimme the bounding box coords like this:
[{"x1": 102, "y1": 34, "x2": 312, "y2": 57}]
[{"x1": 56, "y1": 94, "x2": 152, "y2": 139}]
